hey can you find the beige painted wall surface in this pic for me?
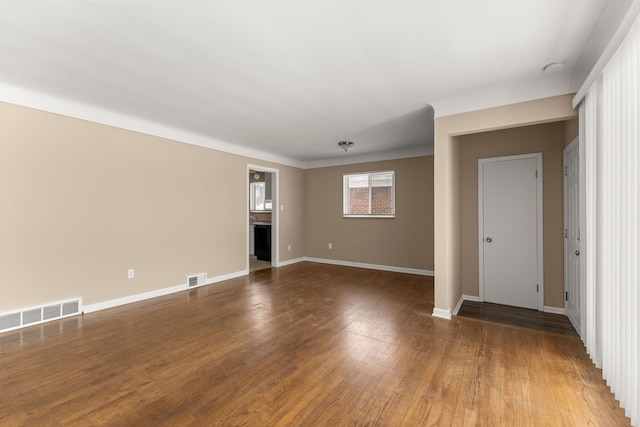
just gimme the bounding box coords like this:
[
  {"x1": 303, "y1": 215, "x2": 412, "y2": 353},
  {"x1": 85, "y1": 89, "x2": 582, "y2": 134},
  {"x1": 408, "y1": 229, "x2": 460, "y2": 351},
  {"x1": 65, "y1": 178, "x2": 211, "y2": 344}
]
[
  {"x1": 305, "y1": 157, "x2": 434, "y2": 271},
  {"x1": 277, "y1": 166, "x2": 306, "y2": 262},
  {"x1": 0, "y1": 102, "x2": 305, "y2": 311},
  {"x1": 564, "y1": 118, "x2": 579, "y2": 147},
  {"x1": 459, "y1": 122, "x2": 569, "y2": 308},
  {"x1": 434, "y1": 94, "x2": 577, "y2": 313}
]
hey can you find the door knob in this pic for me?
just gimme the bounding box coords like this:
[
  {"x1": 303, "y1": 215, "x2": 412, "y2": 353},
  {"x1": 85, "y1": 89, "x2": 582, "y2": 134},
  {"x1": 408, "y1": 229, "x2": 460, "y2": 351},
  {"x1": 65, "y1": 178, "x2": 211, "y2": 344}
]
[
  {"x1": 485, "y1": 237, "x2": 493, "y2": 243},
  {"x1": 575, "y1": 250, "x2": 580, "y2": 256}
]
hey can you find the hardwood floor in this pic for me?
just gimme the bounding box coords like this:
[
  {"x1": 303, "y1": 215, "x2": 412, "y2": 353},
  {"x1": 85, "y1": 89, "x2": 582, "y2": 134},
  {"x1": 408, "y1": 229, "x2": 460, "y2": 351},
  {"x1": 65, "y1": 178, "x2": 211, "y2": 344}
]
[
  {"x1": 457, "y1": 300, "x2": 579, "y2": 336},
  {"x1": 0, "y1": 263, "x2": 629, "y2": 426},
  {"x1": 249, "y1": 258, "x2": 272, "y2": 273}
]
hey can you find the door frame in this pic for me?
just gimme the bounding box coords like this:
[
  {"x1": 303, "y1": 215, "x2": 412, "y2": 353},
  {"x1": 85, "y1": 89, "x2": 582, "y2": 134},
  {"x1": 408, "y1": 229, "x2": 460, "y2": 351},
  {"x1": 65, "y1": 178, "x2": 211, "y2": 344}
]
[
  {"x1": 247, "y1": 164, "x2": 279, "y2": 271},
  {"x1": 563, "y1": 137, "x2": 580, "y2": 332},
  {"x1": 478, "y1": 153, "x2": 544, "y2": 311}
]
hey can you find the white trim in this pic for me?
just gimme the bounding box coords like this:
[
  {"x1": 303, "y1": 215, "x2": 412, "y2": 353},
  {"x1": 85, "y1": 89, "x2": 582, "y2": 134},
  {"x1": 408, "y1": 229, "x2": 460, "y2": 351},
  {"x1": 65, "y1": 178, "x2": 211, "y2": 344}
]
[
  {"x1": 277, "y1": 257, "x2": 305, "y2": 267},
  {"x1": 303, "y1": 257, "x2": 434, "y2": 276},
  {"x1": 563, "y1": 137, "x2": 581, "y2": 333},
  {"x1": 478, "y1": 153, "x2": 544, "y2": 311},
  {"x1": 453, "y1": 294, "x2": 480, "y2": 315},
  {"x1": 203, "y1": 270, "x2": 247, "y2": 286},
  {"x1": 544, "y1": 306, "x2": 566, "y2": 315},
  {"x1": 0, "y1": 83, "x2": 435, "y2": 170},
  {"x1": 83, "y1": 284, "x2": 186, "y2": 314},
  {"x1": 0, "y1": 83, "x2": 305, "y2": 169},
  {"x1": 83, "y1": 270, "x2": 246, "y2": 314},
  {"x1": 453, "y1": 296, "x2": 465, "y2": 315},
  {"x1": 432, "y1": 308, "x2": 452, "y2": 320},
  {"x1": 573, "y1": 2, "x2": 640, "y2": 108},
  {"x1": 247, "y1": 164, "x2": 279, "y2": 271}
]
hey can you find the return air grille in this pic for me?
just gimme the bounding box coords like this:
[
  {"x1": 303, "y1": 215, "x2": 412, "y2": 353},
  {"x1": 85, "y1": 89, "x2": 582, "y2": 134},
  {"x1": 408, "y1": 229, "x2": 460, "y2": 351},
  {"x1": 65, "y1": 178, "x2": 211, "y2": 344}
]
[
  {"x1": 0, "y1": 298, "x2": 82, "y2": 334},
  {"x1": 187, "y1": 273, "x2": 207, "y2": 288}
]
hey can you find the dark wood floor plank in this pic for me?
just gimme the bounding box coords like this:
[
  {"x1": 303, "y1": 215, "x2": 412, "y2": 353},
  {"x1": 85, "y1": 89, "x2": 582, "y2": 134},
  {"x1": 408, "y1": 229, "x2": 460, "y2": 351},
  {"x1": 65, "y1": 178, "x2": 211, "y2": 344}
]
[
  {"x1": 0, "y1": 262, "x2": 629, "y2": 425},
  {"x1": 457, "y1": 300, "x2": 578, "y2": 335}
]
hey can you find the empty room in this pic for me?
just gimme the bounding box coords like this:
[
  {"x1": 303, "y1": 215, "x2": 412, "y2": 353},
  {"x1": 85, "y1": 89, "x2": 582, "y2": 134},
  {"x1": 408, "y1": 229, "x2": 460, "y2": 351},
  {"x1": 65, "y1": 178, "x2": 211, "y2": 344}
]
[{"x1": 1, "y1": 1, "x2": 638, "y2": 425}]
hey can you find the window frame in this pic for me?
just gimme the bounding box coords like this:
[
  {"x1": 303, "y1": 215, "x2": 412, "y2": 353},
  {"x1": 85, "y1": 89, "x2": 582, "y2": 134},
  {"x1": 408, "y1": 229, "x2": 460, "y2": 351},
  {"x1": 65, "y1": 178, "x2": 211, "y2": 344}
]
[
  {"x1": 250, "y1": 181, "x2": 267, "y2": 212},
  {"x1": 343, "y1": 170, "x2": 395, "y2": 218}
]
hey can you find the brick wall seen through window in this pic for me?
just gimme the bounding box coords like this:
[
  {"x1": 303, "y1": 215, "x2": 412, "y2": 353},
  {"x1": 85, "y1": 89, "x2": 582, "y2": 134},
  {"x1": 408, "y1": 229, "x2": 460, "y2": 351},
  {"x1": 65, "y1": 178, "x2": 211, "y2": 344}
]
[{"x1": 343, "y1": 171, "x2": 395, "y2": 217}]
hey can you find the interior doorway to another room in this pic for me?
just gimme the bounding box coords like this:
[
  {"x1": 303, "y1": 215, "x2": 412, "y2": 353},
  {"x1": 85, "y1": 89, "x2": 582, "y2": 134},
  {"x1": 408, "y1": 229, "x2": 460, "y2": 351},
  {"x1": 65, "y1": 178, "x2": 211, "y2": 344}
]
[{"x1": 248, "y1": 165, "x2": 278, "y2": 273}]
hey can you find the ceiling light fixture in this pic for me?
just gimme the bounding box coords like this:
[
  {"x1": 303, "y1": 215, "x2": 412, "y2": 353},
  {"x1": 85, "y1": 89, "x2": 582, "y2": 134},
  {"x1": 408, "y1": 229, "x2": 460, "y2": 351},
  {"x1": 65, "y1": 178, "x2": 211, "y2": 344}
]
[
  {"x1": 338, "y1": 141, "x2": 355, "y2": 152},
  {"x1": 543, "y1": 62, "x2": 565, "y2": 74},
  {"x1": 253, "y1": 172, "x2": 261, "y2": 179}
]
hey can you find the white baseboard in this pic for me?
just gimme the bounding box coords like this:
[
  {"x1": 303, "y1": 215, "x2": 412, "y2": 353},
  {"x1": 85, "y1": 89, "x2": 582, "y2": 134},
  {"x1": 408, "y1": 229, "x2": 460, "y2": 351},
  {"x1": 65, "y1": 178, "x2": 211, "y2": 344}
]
[
  {"x1": 453, "y1": 294, "x2": 480, "y2": 315},
  {"x1": 432, "y1": 307, "x2": 452, "y2": 320},
  {"x1": 277, "y1": 257, "x2": 305, "y2": 267},
  {"x1": 84, "y1": 269, "x2": 246, "y2": 314},
  {"x1": 203, "y1": 270, "x2": 246, "y2": 286},
  {"x1": 83, "y1": 284, "x2": 186, "y2": 313},
  {"x1": 544, "y1": 306, "x2": 566, "y2": 315},
  {"x1": 303, "y1": 257, "x2": 434, "y2": 276}
]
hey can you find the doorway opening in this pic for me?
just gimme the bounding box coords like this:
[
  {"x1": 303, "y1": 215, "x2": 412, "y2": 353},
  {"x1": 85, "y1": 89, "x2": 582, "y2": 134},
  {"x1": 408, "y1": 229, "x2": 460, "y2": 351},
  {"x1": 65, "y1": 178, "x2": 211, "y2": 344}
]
[{"x1": 247, "y1": 164, "x2": 278, "y2": 273}]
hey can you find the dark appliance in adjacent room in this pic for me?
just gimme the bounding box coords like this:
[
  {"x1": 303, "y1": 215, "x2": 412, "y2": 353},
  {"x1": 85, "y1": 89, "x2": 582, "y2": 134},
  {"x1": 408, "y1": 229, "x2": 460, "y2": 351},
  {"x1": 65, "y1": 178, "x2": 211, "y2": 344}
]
[{"x1": 254, "y1": 224, "x2": 271, "y2": 262}]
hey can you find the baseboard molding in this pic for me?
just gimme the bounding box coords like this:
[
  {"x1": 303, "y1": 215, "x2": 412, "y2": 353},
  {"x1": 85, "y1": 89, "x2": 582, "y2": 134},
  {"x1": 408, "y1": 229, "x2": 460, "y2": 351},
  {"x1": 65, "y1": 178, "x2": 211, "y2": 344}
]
[
  {"x1": 452, "y1": 298, "x2": 565, "y2": 317},
  {"x1": 203, "y1": 270, "x2": 247, "y2": 286},
  {"x1": 83, "y1": 284, "x2": 186, "y2": 314},
  {"x1": 303, "y1": 257, "x2": 434, "y2": 276},
  {"x1": 432, "y1": 307, "x2": 452, "y2": 320},
  {"x1": 544, "y1": 306, "x2": 566, "y2": 315},
  {"x1": 277, "y1": 257, "x2": 305, "y2": 267},
  {"x1": 84, "y1": 269, "x2": 246, "y2": 314},
  {"x1": 453, "y1": 294, "x2": 481, "y2": 315}
]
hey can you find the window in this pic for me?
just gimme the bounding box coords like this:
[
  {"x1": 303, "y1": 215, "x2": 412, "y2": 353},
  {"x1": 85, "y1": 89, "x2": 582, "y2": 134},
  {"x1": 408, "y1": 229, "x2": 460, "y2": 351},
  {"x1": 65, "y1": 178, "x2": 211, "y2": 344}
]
[
  {"x1": 343, "y1": 171, "x2": 395, "y2": 217},
  {"x1": 250, "y1": 182, "x2": 272, "y2": 211}
]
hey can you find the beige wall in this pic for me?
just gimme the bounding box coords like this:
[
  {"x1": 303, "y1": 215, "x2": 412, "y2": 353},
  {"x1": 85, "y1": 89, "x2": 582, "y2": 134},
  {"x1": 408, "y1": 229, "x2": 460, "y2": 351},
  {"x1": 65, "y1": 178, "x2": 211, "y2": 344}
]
[
  {"x1": 459, "y1": 122, "x2": 574, "y2": 308},
  {"x1": 1, "y1": 94, "x2": 577, "y2": 316},
  {"x1": 305, "y1": 157, "x2": 434, "y2": 271},
  {"x1": 0, "y1": 102, "x2": 306, "y2": 311},
  {"x1": 564, "y1": 118, "x2": 579, "y2": 147},
  {"x1": 434, "y1": 94, "x2": 578, "y2": 314},
  {"x1": 276, "y1": 165, "x2": 306, "y2": 261}
]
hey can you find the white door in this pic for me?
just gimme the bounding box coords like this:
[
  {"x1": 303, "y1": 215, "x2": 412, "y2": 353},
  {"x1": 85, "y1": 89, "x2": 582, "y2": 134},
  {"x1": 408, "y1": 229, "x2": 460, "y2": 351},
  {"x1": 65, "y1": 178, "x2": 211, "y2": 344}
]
[
  {"x1": 564, "y1": 139, "x2": 581, "y2": 333},
  {"x1": 479, "y1": 154, "x2": 543, "y2": 310}
]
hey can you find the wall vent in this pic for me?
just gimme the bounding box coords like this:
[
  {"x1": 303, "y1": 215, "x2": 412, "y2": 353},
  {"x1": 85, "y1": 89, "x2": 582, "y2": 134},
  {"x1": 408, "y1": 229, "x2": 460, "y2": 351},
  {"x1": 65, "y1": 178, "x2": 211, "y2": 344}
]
[
  {"x1": 187, "y1": 273, "x2": 207, "y2": 288},
  {"x1": 0, "y1": 298, "x2": 82, "y2": 334}
]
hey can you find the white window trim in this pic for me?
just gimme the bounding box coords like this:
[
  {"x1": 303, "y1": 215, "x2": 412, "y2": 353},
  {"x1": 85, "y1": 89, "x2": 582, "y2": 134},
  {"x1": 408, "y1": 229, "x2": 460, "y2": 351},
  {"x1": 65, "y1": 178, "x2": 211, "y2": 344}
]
[{"x1": 343, "y1": 170, "x2": 395, "y2": 218}]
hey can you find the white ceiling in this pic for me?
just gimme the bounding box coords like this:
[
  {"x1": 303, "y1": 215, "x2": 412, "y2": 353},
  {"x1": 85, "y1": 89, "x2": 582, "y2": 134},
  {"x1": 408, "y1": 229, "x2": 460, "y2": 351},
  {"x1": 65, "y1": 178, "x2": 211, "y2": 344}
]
[{"x1": 0, "y1": 1, "x2": 632, "y2": 168}]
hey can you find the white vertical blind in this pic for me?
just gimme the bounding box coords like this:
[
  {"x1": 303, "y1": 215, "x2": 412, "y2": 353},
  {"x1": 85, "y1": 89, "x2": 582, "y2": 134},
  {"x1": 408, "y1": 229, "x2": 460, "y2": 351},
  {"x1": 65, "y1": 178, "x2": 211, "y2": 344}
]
[{"x1": 582, "y1": 13, "x2": 640, "y2": 426}]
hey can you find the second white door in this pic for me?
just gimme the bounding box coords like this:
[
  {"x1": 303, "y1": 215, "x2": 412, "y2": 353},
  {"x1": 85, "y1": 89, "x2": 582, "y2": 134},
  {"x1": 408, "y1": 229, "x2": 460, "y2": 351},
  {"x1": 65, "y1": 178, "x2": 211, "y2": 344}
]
[{"x1": 479, "y1": 154, "x2": 543, "y2": 310}]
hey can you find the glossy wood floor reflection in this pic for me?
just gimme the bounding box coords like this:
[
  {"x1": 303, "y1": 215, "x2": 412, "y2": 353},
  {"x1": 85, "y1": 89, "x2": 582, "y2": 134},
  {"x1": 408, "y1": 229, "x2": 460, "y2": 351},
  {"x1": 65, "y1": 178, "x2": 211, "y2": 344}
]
[{"x1": 0, "y1": 263, "x2": 629, "y2": 426}]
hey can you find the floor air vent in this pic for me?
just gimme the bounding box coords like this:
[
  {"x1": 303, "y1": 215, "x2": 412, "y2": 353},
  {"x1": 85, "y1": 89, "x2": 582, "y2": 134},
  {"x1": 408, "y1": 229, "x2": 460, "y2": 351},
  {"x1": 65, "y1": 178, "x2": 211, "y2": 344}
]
[
  {"x1": 187, "y1": 273, "x2": 207, "y2": 288},
  {"x1": 0, "y1": 298, "x2": 82, "y2": 334}
]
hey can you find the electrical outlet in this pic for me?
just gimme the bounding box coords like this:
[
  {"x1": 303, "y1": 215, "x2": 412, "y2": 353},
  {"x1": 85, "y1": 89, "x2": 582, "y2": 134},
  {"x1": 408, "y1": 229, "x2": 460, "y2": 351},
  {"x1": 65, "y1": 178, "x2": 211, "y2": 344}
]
[
  {"x1": 128, "y1": 269, "x2": 135, "y2": 279},
  {"x1": 328, "y1": 243, "x2": 333, "y2": 249},
  {"x1": 288, "y1": 244, "x2": 291, "y2": 251}
]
